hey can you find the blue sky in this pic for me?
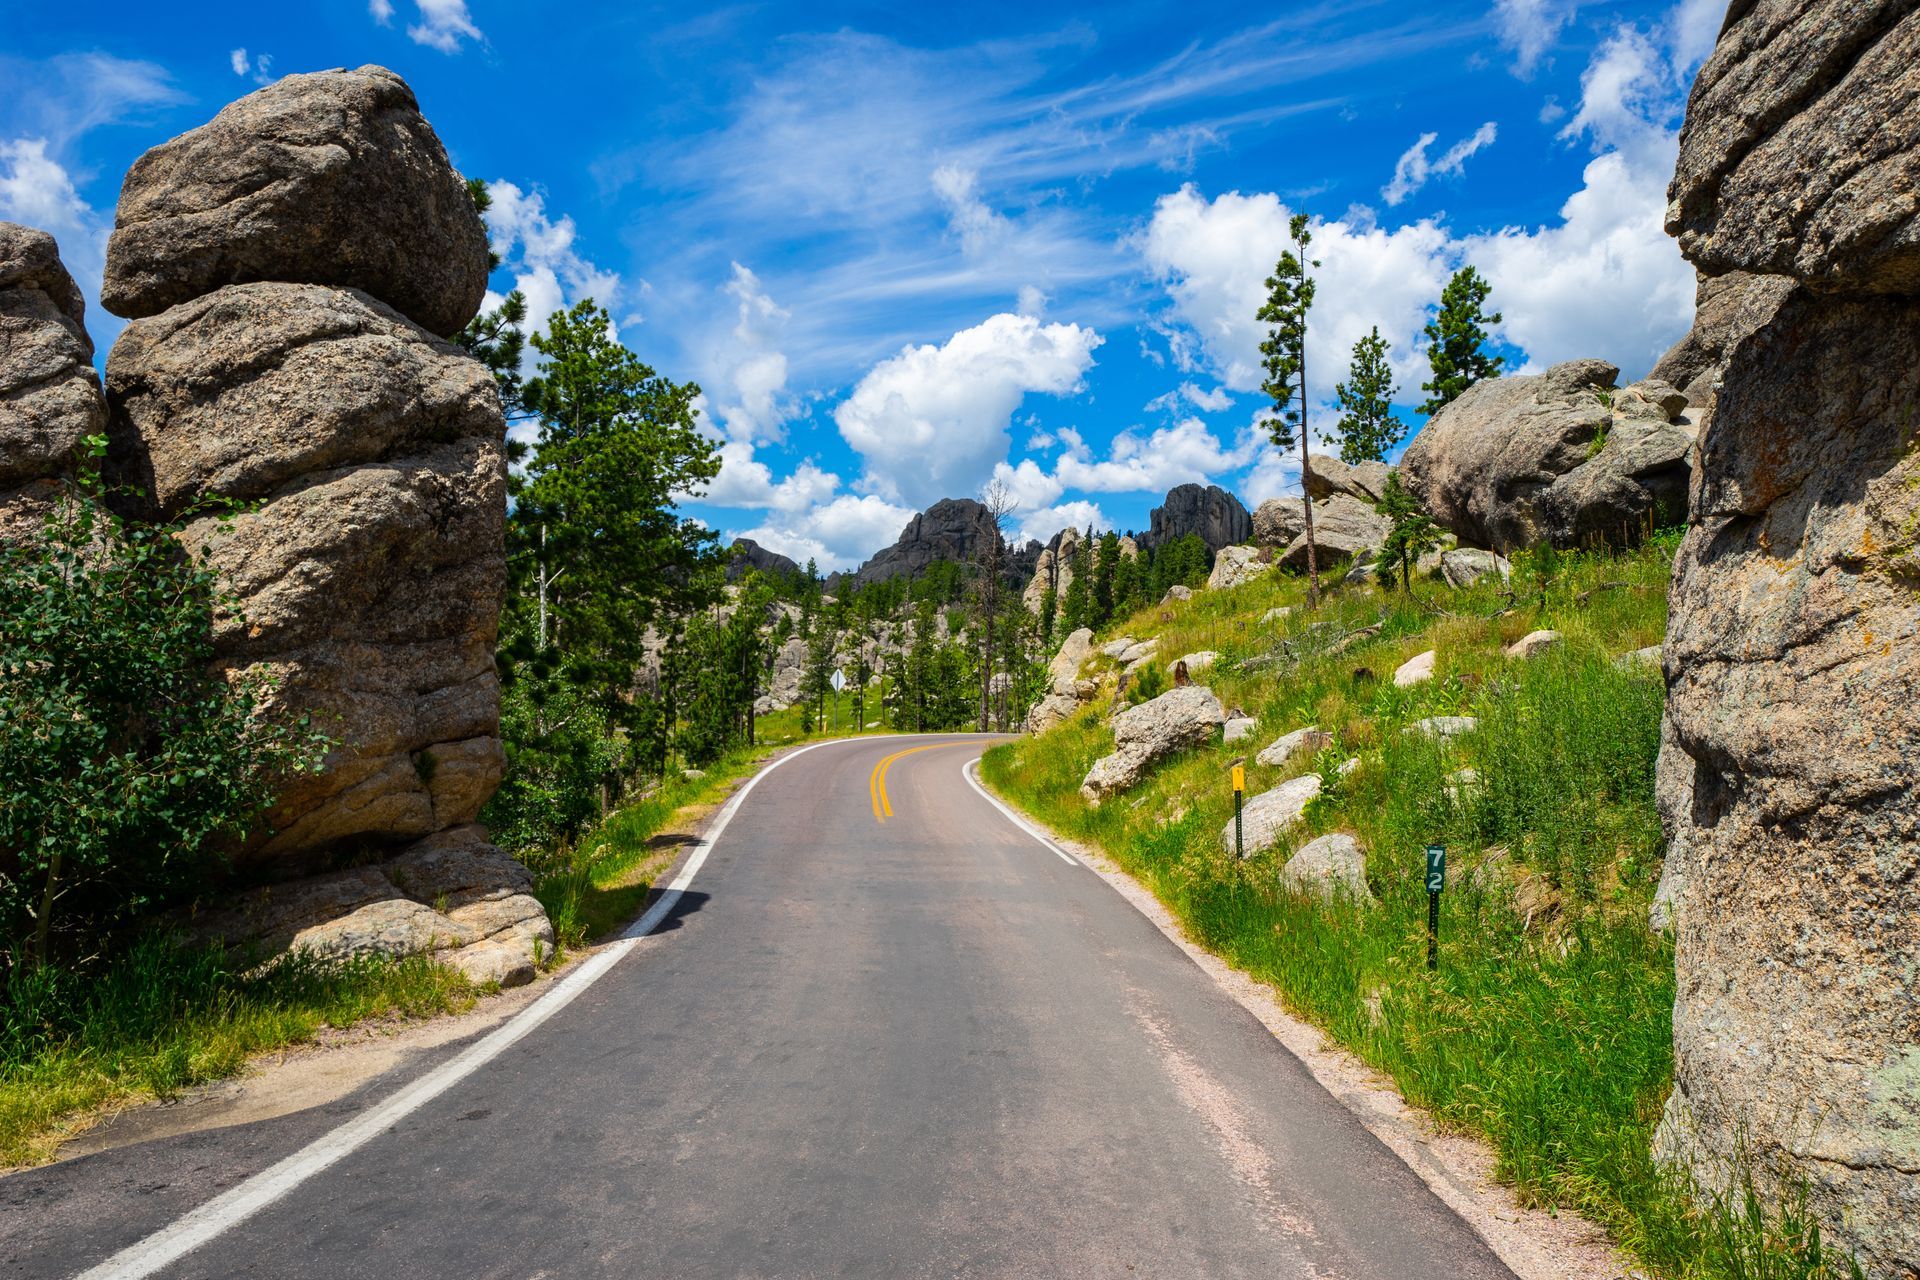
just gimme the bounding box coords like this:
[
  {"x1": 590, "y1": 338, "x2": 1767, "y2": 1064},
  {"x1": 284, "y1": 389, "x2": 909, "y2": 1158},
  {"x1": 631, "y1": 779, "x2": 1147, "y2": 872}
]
[{"x1": 2, "y1": 0, "x2": 1720, "y2": 568}]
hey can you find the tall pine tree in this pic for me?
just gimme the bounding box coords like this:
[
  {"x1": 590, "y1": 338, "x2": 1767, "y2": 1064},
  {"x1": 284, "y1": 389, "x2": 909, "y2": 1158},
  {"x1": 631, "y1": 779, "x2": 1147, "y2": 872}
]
[
  {"x1": 1334, "y1": 327, "x2": 1405, "y2": 464},
  {"x1": 1258, "y1": 213, "x2": 1322, "y2": 607},
  {"x1": 1419, "y1": 266, "x2": 1504, "y2": 416}
]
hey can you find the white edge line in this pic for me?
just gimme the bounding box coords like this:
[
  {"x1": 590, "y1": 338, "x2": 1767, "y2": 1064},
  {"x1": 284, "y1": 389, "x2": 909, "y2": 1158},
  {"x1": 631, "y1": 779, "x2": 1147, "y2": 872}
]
[
  {"x1": 962, "y1": 757, "x2": 1080, "y2": 866},
  {"x1": 73, "y1": 736, "x2": 866, "y2": 1280}
]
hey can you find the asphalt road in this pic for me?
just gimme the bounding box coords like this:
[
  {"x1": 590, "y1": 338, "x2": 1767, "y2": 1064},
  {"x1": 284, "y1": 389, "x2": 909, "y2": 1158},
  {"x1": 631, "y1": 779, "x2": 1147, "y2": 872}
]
[{"x1": 7, "y1": 734, "x2": 1515, "y2": 1279}]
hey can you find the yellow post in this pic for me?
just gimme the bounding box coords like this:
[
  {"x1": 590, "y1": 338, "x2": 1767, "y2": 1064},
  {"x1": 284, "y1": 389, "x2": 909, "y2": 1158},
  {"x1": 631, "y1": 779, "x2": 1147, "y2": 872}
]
[{"x1": 1231, "y1": 766, "x2": 1246, "y2": 859}]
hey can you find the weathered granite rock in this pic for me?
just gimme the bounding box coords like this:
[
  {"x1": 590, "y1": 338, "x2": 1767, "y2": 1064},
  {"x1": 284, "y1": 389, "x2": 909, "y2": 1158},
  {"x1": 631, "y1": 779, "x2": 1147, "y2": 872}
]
[
  {"x1": 726, "y1": 536, "x2": 801, "y2": 582},
  {"x1": 1655, "y1": 288, "x2": 1920, "y2": 1273},
  {"x1": 1651, "y1": 271, "x2": 1798, "y2": 406},
  {"x1": 1223, "y1": 716, "x2": 1257, "y2": 743},
  {"x1": 1619, "y1": 644, "x2": 1663, "y2": 672},
  {"x1": 1114, "y1": 638, "x2": 1158, "y2": 666},
  {"x1": 852, "y1": 497, "x2": 1009, "y2": 589},
  {"x1": 1262, "y1": 606, "x2": 1293, "y2": 625},
  {"x1": 1252, "y1": 497, "x2": 1306, "y2": 548},
  {"x1": 1394, "y1": 650, "x2": 1436, "y2": 687},
  {"x1": 101, "y1": 67, "x2": 487, "y2": 336},
  {"x1": 1257, "y1": 726, "x2": 1330, "y2": 769},
  {"x1": 1163, "y1": 583, "x2": 1193, "y2": 602},
  {"x1": 1667, "y1": 1, "x2": 1920, "y2": 294},
  {"x1": 1206, "y1": 544, "x2": 1270, "y2": 591},
  {"x1": 1223, "y1": 774, "x2": 1321, "y2": 857},
  {"x1": 1280, "y1": 833, "x2": 1372, "y2": 902},
  {"x1": 1047, "y1": 627, "x2": 1096, "y2": 694},
  {"x1": 1080, "y1": 685, "x2": 1224, "y2": 804},
  {"x1": 1022, "y1": 526, "x2": 1079, "y2": 613},
  {"x1": 105, "y1": 283, "x2": 506, "y2": 865},
  {"x1": 0, "y1": 223, "x2": 103, "y2": 542},
  {"x1": 1026, "y1": 627, "x2": 1100, "y2": 734},
  {"x1": 106, "y1": 283, "x2": 501, "y2": 514},
  {"x1": 1408, "y1": 715, "x2": 1476, "y2": 742},
  {"x1": 1177, "y1": 650, "x2": 1218, "y2": 675},
  {"x1": 1399, "y1": 360, "x2": 1695, "y2": 550},
  {"x1": 189, "y1": 825, "x2": 552, "y2": 986},
  {"x1": 1101, "y1": 636, "x2": 1137, "y2": 660},
  {"x1": 1505, "y1": 630, "x2": 1561, "y2": 659},
  {"x1": 1141, "y1": 483, "x2": 1251, "y2": 552},
  {"x1": 1433, "y1": 548, "x2": 1510, "y2": 588},
  {"x1": 1278, "y1": 493, "x2": 1389, "y2": 571},
  {"x1": 1303, "y1": 455, "x2": 1393, "y2": 504}
]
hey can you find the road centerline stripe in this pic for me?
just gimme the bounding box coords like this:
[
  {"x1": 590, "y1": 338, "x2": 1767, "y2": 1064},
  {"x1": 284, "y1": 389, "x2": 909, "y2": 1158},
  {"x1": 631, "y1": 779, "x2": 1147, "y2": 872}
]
[
  {"x1": 71, "y1": 735, "x2": 880, "y2": 1280},
  {"x1": 869, "y1": 742, "x2": 961, "y2": 824}
]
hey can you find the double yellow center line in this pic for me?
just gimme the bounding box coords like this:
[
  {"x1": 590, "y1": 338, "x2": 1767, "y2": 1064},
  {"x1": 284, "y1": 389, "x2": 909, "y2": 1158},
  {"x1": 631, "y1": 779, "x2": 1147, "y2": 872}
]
[{"x1": 869, "y1": 742, "x2": 963, "y2": 823}]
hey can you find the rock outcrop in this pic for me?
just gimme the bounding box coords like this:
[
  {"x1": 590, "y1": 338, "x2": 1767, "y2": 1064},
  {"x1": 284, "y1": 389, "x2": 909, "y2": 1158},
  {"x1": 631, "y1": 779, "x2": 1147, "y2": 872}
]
[
  {"x1": 1278, "y1": 494, "x2": 1389, "y2": 571},
  {"x1": 1650, "y1": 272, "x2": 1797, "y2": 407},
  {"x1": 850, "y1": 497, "x2": 1008, "y2": 589},
  {"x1": 1399, "y1": 360, "x2": 1695, "y2": 550},
  {"x1": 1224, "y1": 774, "x2": 1321, "y2": 857},
  {"x1": 0, "y1": 223, "x2": 104, "y2": 544},
  {"x1": 97, "y1": 70, "x2": 538, "y2": 979},
  {"x1": 1080, "y1": 685, "x2": 1224, "y2": 804},
  {"x1": 1280, "y1": 833, "x2": 1371, "y2": 903},
  {"x1": 1303, "y1": 455, "x2": 1392, "y2": 504},
  {"x1": 1140, "y1": 483, "x2": 1251, "y2": 552},
  {"x1": 1205, "y1": 544, "x2": 1271, "y2": 591},
  {"x1": 1251, "y1": 498, "x2": 1305, "y2": 548},
  {"x1": 1655, "y1": 5, "x2": 1920, "y2": 1269},
  {"x1": 100, "y1": 66, "x2": 488, "y2": 337},
  {"x1": 726, "y1": 536, "x2": 801, "y2": 582}
]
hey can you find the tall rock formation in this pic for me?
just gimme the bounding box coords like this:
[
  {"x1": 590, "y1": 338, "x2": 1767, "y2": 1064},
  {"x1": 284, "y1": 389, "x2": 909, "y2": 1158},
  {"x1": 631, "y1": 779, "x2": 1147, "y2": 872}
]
[
  {"x1": 0, "y1": 223, "x2": 104, "y2": 544},
  {"x1": 1139, "y1": 483, "x2": 1251, "y2": 553},
  {"x1": 849, "y1": 497, "x2": 1032, "y2": 589},
  {"x1": 99, "y1": 68, "x2": 547, "y2": 984},
  {"x1": 725, "y1": 536, "x2": 801, "y2": 582},
  {"x1": 1655, "y1": 4, "x2": 1920, "y2": 1272},
  {"x1": 1650, "y1": 271, "x2": 1798, "y2": 409}
]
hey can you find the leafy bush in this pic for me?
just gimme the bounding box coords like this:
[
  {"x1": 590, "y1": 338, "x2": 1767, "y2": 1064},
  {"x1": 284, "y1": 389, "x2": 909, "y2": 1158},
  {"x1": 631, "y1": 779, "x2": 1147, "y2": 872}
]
[{"x1": 0, "y1": 456, "x2": 327, "y2": 969}]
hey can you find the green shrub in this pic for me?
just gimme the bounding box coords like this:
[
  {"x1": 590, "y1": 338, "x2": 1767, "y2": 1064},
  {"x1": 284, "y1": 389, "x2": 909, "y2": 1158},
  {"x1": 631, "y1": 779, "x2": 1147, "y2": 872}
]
[{"x1": 0, "y1": 455, "x2": 327, "y2": 969}]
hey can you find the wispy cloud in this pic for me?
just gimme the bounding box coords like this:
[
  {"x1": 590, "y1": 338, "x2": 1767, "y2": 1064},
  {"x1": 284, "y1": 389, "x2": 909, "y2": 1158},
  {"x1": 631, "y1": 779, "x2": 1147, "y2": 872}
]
[{"x1": 1382, "y1": 121, "x2": 1498, "y2": 206}]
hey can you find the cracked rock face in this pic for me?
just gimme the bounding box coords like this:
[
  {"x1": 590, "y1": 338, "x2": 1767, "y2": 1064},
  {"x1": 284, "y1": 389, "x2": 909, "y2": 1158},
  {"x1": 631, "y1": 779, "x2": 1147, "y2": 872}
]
[
  {"x1": 106, "y1": 282, "x2": 507, "y2": 868},
  {"x1": 1655, "y1": 289, "x2": 1920, "y2": 1273},
  {"x1": 1667, "y1": 0, "x2": 1920, "y2": 294},
  {"x1": 0, "y1": 222, "x2": 104, "y2": 543},
  {"x1": 101, "y1": 66, "x2": 488, "y2": 336}
]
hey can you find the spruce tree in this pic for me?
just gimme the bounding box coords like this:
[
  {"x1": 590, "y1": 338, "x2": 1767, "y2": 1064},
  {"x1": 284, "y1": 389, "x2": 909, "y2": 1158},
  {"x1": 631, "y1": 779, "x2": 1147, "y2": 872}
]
[
  {"x1": 1373, "y1": 471, "x2": 1442, "y2": 592},
  {"x1": 1334, "y1": 327, "x2": 1405, "y2": 464},
  {"x1": 1258, "y1": 213, "x2": 1322, "y2": 606},
  {"x1": 1091, "y1": 532, "x2": 1119, "y2": 628},
  {"x1": 1420, "y1": 266, "x2": 1504, "y2": 416}
]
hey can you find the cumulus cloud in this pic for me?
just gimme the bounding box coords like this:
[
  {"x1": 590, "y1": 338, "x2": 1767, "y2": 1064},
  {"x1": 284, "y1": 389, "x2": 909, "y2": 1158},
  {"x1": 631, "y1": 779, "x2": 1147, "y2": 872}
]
[
  {"x1": 834, "y1": 311, "x2": 1102, "y2": 508},
  {"x1": 701, "y1": 442, "x2": 841, "y2": 512},
  {"x1": 1054, "y1": 416, "x2": 1260, "y2": 494},
  {"x1": 1015, "y1": 499, "x2": 1108, "y2": 546},
  {"x1": 1147, "y1": 381, "x2": 1234, "y2": 414},
  {"x1": 1382, "y1": 122, "x2": 1498, "y2": 206},
  {"x1": 369, "y1": 0, "x2": 396, "y2": 22},
  {"x1": 731, "y1": 494, "x2": 919, "y2": 572},
  {"x1": 704, "y1": 263, "x2": 798, "y2": 445},
  {"x1": 1493, "y1": 0, "x2": 1576, "y2": 76},
  {"x1": 0, "y1": 138, "x2": 110, "y2": 318},
  {"x1": 406, "y1": 0, "x2": 484, "y2": 52},
  {"x1": 480, "y1": 179, "x2": 625, "y2": 345}
]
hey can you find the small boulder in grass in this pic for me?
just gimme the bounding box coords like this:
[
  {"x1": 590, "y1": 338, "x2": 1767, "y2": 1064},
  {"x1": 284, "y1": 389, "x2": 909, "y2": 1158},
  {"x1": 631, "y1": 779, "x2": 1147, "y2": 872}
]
[
  {"x1": 1505, "y1": 629, "x2": 1562, "y2": 659},
  {"x1": 1224, "y1": 716, "x2": 1258, "y2": 743},
  {"x1": 1280, "y1": 833, "x2": 1373, "y2": 904},
  {"x1": 1393, "y1": 649, "x2": 1436, "y2": 687},
  {"x1": 1222, "y1": 774, "x2": 1321, "y2": 856},
  {"x1": 1408, "y1": 715, "x2": 1477, "y2": 742},
  {"x1": 1179, "y1": 650, "x2": 1219, "y2": 674},
  {"x1": 1257, "y1": 725, "x2": 1331, "y2": 768}
]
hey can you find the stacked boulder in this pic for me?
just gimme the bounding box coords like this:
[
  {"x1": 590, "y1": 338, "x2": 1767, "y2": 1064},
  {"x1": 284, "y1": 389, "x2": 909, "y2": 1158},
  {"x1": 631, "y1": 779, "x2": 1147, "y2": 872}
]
[
  {"x1": 0, "y1": 224, "x2": 105, "y2": 544},
  {"x1": 99, "y1": 68, "x2": 548, "y2": 985},
  {"x1": 1654, "y1": 4, "x2": 1920, "y2": 1272},
  {"x1": 1399, "y1": 359, "x2": 1694, "y2": 551},
  {"x1": 1024, "y1": 627, "x2": 1097, "y2": 734},
  {"x1": 1251, "y1": 456, "x2": 1392, "y2": 575}
]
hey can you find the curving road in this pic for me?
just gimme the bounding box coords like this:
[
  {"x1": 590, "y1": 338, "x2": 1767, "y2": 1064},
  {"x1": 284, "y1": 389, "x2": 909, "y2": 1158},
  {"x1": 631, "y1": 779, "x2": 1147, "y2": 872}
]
[{"x1": 7, "y1": 734, "x2": 1515, "y2": 1279}]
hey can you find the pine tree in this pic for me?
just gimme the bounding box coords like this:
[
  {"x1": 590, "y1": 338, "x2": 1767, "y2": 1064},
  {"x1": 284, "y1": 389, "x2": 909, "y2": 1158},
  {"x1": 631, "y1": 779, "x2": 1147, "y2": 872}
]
[
  {"x1": 1335, "y1": 327, "x2": 1405, "y2": 464},
  {"x1": 1420, "y1": 266, "x2": 1504, "y2": 416},
  {"x1": 1091, "y1": 532, "x2": 1119, "y2": 628},
  {"x1": 1259, "y1": 213, "x2": 1322, "y2": 606},
  {"x1": 1373, "y1": 470, "x2": 1443, "y2": 591},
  {"x1": 1061, "y1": 534, "x2": 1093, "y2": 633}
]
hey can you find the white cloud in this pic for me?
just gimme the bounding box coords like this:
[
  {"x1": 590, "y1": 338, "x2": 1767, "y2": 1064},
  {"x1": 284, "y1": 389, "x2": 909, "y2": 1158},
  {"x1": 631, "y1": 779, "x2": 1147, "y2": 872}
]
[
  {"x1": 1382, "y1": 121, "x2": 1498, "y2": 206},
  {"x1": 1015, "y1": 499, "x2": 1108, "y2": 546},
  {"x1": 701, "y1": 442, "x2": 840, "y2": 512},
  {"x1": 733, "y1": 494, "x2": 919, "y2": 572},
  {"x1": 481, "y1": 179, "x2": 625, "y2": 344},
  {"x1": 1493, "y1": 0, "x2": 1576, "y2": 76},
  {"x1": 1053, "y1": 416, "x2": 1259, "y2": 494},
  {"x1": 1147, "y1": 380, "x2": 1235, "y2": 414},
  {"x1": 0, "y1": 138, "x2": 109, "y2": 315},
  {"x1": 834, "y1": 311, "x2": 1102, "y2": 508},
  {"x1": 229, "y1": 49, "x2": 274, "y2": 85},
  {"x1": 704, "y1": 263, "x2": 797, "y2": 445},
  {"x1": 1016, "y1": 284, "x2": 1047, "y2": 317},
  {"x1": 405, "y1": 0, "x2": 483, "y2": 52},
  {"x1": 1668, "y1": 0, "x2": 1725, "y2": 75},
  {"x1": 1557, "y1": 25, "x2": 1672, "y2": 162},
  {"x1": 990, "y1": 457, "x2": 1066, "y2": 512},
  {"x1": 369, "y1": 0, "x2": 396, "y2": 22},
  {"x1": 932, "y1": 164, "x2": 1012, "y2": 256}
]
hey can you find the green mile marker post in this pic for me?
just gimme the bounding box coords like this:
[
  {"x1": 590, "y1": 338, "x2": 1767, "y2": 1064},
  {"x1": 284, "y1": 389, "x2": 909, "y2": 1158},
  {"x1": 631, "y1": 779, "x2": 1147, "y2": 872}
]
[
  {"x1": 1424, "y1": 844, "x2": 1446, "y2": 970},
  {"x1": 1232, "y1": 765, "x2": 1246, "y2": 860}
]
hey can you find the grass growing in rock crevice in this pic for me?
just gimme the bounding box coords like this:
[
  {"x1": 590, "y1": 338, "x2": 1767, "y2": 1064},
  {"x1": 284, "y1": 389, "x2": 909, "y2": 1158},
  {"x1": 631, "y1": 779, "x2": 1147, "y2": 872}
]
[
  {"x1": 983, "y1": 537, "x2": 1861, "y2": 1280},
  {"x1": 0, "y1": 937, "x2": 472, "y2": 1167}
]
